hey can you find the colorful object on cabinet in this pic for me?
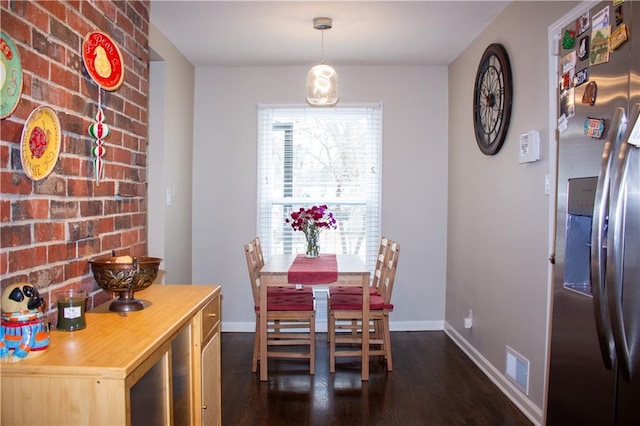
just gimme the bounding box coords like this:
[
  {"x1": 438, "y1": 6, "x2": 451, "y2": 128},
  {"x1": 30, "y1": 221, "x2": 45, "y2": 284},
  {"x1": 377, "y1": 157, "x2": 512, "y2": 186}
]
[{"x1": 1, "y1": 283, "x2": 50, "y2": 362}]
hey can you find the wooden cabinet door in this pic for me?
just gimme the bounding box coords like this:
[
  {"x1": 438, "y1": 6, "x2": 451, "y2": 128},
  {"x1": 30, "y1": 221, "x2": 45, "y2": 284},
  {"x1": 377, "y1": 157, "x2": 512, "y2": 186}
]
[{"x1": 201, "y1": 328, "x2": 221, "y2": 426}]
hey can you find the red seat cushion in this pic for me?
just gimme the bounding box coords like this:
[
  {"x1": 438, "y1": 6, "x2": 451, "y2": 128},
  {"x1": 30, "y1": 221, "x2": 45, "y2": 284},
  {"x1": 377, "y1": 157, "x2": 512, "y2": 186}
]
[
  {"x1": 329, "y1": 286, "x2": 378, "y2": 296},
  {"x1": 255, "y1": 294, "x2": 315, "y2": 312},
  {"x1": 269, "y1": 286, "x2": 313, "y2": 296},
  {"x1": 329, "y1": 294, "x2": 393, "y2": 311}
]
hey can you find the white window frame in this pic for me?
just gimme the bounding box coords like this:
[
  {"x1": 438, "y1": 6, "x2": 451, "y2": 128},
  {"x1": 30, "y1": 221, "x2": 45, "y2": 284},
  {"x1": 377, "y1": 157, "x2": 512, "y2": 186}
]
[{"x1": 256, "y1": 104, "x2": 383, "y2": 271}]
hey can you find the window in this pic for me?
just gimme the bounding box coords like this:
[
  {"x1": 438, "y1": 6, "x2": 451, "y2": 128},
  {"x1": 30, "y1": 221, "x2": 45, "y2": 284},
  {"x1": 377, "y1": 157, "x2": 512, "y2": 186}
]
[{"x1": 257, "y1": 104, "x2": 382, "y2": 270}]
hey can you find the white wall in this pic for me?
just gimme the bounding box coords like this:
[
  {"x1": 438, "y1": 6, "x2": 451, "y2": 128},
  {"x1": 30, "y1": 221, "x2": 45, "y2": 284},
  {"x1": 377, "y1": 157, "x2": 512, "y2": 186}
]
[
  {"x1": 192, "y1": 66, "x2": 448, "y2": 332},
  {"x1": 148, "y1": 23, "x2": 195, "y2": 284},
  {"x1": 446, "y1": 2, "x2": 577, "y2": 424}
]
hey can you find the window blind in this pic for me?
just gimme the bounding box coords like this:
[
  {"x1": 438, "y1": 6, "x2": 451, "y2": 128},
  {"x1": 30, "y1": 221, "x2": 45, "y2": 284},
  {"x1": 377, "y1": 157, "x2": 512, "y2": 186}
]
[{"x1": 257, "y1": 104, "x2": 383, "y2": 272}]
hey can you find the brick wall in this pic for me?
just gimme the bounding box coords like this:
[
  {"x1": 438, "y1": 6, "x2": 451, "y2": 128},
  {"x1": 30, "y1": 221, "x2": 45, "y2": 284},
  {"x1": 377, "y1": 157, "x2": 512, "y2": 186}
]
[{"x1": 0, "y1": 0, "x2": 150, "y2": 323}]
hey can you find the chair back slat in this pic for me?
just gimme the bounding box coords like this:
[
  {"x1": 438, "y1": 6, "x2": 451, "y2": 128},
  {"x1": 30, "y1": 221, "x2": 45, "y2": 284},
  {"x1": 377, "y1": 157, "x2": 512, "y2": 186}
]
[
  {"x1": 244, "y1": 241, "x2": 261, "y2": 306},
  {"x1": 371, "y1": 237, "x2": 390, "y2": 292},
  {"x1": 253, "y1": 237, "x2": 265, "y2": 269},
  {"x1": 379, "y1": 241, "x2": 400, "y2": 303}
]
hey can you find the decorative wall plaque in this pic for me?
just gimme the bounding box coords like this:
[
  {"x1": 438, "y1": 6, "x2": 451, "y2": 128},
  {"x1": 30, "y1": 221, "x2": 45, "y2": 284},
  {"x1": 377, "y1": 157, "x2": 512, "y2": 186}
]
[
  {"x1": 20, "y1": 106, "x2": 62, "y2": 181},
  {"x1": 82, "y1": 30, "x2": 124, "y2": 91},
  {"x1": 0, "y1": 31, "x2": 23, "y2": 119}
]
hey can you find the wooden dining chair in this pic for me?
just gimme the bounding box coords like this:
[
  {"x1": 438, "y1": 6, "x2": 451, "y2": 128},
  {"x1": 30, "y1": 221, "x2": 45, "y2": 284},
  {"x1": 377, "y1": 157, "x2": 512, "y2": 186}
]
[
  {"x1": 252, "y1": 237, "x2": 313, "y2": 297},
  {"x1": 329, "y1": 236, "x2": 390, "y2": 297},
  {"x1": 326, "y1": 237, "x2": 390, "y2": 342},
  {"x1": 328, "y1": 240, "x2": 400, "y2": 373},
  {"x1": 244, "y1": 241, "x2": 316, "y2": 374}
]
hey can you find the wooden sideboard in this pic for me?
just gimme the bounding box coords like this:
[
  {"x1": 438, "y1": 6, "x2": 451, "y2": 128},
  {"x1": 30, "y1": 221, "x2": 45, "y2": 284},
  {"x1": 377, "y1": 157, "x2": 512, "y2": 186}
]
[{"x1": 1, "y1": 284, "x2": 222, "y2": 426}]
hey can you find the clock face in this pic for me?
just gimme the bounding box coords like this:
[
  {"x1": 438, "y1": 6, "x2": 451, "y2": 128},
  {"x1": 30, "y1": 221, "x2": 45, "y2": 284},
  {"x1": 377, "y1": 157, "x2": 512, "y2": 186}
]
[{"x1": 473, "y1": 43, "x2": 513, "y2": 155}]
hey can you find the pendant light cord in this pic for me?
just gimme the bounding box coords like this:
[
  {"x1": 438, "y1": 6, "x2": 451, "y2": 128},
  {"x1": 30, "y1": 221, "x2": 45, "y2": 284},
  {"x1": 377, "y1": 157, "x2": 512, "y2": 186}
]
[{"x1": 321, "y1": 27, "x2": 325, "y2": 64}]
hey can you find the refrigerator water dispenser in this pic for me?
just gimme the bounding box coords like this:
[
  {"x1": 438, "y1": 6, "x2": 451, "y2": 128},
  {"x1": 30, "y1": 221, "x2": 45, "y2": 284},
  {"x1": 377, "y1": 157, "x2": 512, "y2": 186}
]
[{"x1": 564, "y1": 177, "x2": 598, "y2": 295}]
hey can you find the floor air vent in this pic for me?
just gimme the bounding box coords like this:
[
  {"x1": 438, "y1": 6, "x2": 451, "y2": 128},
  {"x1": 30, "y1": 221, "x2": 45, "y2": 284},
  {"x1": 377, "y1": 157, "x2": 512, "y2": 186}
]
[{"x1": 505, "y1": 345, "x2": 529, "y2": 395}]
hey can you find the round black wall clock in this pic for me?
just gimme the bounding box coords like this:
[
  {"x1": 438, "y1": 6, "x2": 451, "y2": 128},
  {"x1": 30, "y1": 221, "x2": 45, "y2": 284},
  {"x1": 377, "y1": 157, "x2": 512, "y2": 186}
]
[{"x1": 473, "y1": 43, "x2": 513, "y2": 156}]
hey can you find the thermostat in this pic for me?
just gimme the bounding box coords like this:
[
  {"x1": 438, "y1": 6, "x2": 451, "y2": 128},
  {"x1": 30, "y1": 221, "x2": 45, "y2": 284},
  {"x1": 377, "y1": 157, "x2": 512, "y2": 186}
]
[{"x1": 519, "y1": 130, "x2": 541, "y2": 163}]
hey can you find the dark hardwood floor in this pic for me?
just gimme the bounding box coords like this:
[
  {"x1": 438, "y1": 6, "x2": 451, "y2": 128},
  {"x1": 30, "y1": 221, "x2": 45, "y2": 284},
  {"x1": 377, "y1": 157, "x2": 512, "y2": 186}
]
[{"x1": 221, "y1": 331, "x2": 533, "y2": 425}]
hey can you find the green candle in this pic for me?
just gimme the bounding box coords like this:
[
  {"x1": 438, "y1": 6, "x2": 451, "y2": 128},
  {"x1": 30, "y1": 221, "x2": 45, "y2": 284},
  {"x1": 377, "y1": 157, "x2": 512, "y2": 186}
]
[{"x1": 56, "y1": 290, "x2": 87, "y2": 331}]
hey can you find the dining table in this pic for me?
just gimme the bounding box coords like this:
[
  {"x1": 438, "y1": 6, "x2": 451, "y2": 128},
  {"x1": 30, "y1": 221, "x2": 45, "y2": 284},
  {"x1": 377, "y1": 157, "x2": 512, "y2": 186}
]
[{"x1": 259, "y1": 253, "x2": 371, "y2": 381}]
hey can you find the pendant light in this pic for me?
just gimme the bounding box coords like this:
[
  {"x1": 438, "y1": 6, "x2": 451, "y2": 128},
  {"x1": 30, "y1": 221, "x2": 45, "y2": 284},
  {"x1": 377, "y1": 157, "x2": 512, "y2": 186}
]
[{"x1": 305, "y1": 17, "x2": 339, "y2": 107}]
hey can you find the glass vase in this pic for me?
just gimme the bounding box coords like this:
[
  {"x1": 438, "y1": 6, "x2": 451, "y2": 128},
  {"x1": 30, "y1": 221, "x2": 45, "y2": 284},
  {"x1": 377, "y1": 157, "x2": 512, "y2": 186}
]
[{"x1": 305, "y1": 236, "x2": 319, "y2": 258}]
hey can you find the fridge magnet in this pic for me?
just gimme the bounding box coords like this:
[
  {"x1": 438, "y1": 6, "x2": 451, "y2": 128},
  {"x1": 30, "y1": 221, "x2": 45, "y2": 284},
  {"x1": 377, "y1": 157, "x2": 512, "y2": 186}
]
[
  {"x1": 561, "y1": 70, "x2": 574, "y2": 91},
  {"x1": 584, "y1": 117, "x2": 605, "y2": 139},
  {"x1": 609, "y1": 24, "x2": 628, "y2": 52},
  {"x1": 20, "y1": 106, "x2": 62, "y2": 181},
  {"x1": 615, "y1": 5, "x2": 623, "y2": 26},
  {"x1": 581, "y1": 81, "x2": 597, "y2": 106},
  {"x1": 561, "y1": 51, "x2": 577, "y2": 74},
  {"x1": 82, "y1": 30, "x2": 124, "y2": 91},
  {"x1": 562, "y1": 28, "x2": 575, "y2": 49},
  {"x1": 560, "y1": 88, "x2": 575, "y2": 119},
  {"x1": 590, "y1": 26, "x2": 611, "y2": 66},
  {"x1": 558, "y1": 114, "x2": 568, "y2": 134},
  {"x1": 574, "y1": 68, "x2": 589, "y2": 87},
  {"x1": 576, "y1": 11, "x2": 590, "y2": 36},
  {"x1": 592, "y1": 6, "x2": 610, "y2": 30},
  {"x1": 0, "y1": 30, "x2": 23, "y2": 119},
  {"x1": 578, "y1": 36, "x2": 589, "y2": 61},
  {"x1": 88, "y1": 103, "x2": 110, "y2": 185}
]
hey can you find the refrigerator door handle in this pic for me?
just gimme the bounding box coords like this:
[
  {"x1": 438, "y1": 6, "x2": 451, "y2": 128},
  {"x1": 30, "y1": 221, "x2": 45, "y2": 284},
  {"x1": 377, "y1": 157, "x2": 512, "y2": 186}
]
[
  {"x1": 591, "y1": 107, "x2": 626, "y2": 370},
  {"x1": 607, "y1": 103, "x2": 640, "y2": 382}
]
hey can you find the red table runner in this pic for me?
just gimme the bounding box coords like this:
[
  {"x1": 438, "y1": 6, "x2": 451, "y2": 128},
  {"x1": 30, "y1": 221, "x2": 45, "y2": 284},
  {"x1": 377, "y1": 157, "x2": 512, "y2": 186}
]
[{"x1": 287, "y1": 254, "x2": 338, "y2": 284}]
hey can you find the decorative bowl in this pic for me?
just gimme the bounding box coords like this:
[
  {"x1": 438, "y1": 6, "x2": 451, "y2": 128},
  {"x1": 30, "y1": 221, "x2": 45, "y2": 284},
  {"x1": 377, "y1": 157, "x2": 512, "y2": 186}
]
[{"x1": 89, "y1": 255, "x2": 162, "y2": 312}]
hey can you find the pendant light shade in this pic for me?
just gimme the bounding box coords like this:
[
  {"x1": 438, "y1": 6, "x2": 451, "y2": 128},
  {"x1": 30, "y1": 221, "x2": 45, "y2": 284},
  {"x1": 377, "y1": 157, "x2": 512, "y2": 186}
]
[
  {"x1": 306, "y1": 17, "x2": 339, "y2": 107},
  {"x1": 306, "y1": 64, "x2": 338, "y2": 107}
]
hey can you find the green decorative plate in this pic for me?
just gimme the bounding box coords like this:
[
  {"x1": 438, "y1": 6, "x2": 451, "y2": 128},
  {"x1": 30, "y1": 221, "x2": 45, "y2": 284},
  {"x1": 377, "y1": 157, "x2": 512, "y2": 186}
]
[{"x1": 0, "y1": 30, "x2": 23, "y2": 119}]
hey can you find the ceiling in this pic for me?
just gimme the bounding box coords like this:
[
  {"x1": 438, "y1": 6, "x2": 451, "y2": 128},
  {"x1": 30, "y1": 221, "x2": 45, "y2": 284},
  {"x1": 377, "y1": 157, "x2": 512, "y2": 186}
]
[{"x1": 149, "y1": 1, "x2": 510, "y2": 67}]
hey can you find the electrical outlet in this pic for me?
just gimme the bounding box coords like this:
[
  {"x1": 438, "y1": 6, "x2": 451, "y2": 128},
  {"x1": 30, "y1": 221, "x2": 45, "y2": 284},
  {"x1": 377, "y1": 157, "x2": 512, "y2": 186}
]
[{"x1": 464, "y1": 309, "x2": 473, "y2": 329}]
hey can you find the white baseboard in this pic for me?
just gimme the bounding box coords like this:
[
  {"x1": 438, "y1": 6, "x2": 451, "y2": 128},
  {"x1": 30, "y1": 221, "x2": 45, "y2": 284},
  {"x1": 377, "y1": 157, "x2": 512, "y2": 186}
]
[
  {"x1": 389, "y1": 320, "x2": 444, "y2": 331},
  {"x1": 444, "y1": 322, "x2": 543, "y2": 426},
  {"x1": 222, "y1": 320, "x2": 444, "y2": 333},
  {"x1": 222, "y1": 322, "x2": 256, "y2": 332}
]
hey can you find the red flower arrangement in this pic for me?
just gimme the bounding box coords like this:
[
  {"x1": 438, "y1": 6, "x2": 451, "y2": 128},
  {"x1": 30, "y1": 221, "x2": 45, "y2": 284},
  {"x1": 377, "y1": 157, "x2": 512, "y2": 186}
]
[{"x1": 286, "y1": 205, "x2": 337, "y2": 257}]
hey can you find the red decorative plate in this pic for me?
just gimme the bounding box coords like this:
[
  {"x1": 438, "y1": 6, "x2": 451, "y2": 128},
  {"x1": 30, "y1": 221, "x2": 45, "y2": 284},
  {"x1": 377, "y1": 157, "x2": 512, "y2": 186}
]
[{"x1": 82, "y1": 30, "x2": 124, "y2": 91}]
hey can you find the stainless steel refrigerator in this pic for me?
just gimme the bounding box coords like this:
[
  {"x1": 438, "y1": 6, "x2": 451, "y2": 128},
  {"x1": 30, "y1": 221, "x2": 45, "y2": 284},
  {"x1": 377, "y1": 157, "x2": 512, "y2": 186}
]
[{"x1": 547, "y1": 1, "x2": 640, "y2": 424}]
